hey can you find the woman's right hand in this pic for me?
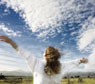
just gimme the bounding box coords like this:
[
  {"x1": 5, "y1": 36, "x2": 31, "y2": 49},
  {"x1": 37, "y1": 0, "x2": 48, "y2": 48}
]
[{"x1": 0, "y1": 35, "x2": 18, "y2": 50}]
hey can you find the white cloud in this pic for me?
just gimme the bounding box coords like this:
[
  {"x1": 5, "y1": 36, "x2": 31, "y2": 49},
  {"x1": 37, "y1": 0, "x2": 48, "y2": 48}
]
[
  {"x1": 78, "y1": 28, "x2": 95, "y2": 51},
  {"x1": 1, "y1": 0, "x2": 64, "y2": 32},
  {"x1": 78, "y1": 17, "x2": 95, "y2": 50},
  {"x1": 0, "y1": 24, "x2": 21, "y2": 36},
  {"x1": 70, "y1": 31, "x2": 77, "y2": 36},
  {"x1": 0, "y1": 44, "x2": 30, "y2": 71},
  {"x1": 0, "y1": 65, "x2": 20, "y2": 71},
  {"x1": 1, "y1": 0, "x2": 94, "y2": 38},
  {"x1": 1, "y1": 0, "x2": 95, "y2": 72},
  {"x1": 77, "y1": 17, "x2": 95, "y2": 71},
  {"x1": 60, "y1": 41, "x2": 64, "y2": 46},
  {"x1": 85, "y1": 48, "x2": 95, "y2": 71},
  {"x1": 62, "y1": 49, "x2": 81, "y2": 61}
]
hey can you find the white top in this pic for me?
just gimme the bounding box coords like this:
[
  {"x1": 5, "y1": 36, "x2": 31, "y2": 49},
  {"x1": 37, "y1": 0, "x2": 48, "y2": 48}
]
[{"x1": 17, "y1": 47, "x2": 80, "y2": 84}]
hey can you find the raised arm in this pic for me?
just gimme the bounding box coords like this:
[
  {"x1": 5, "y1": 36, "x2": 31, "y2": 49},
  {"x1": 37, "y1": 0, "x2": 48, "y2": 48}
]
[
  {"x1": 63, "y1": 58, "x2": 88, "y2": 68},
  {"x1": 61, "y1": 58, "x2": 88, "y2": 75},
  {"x1": 0, "y1": 35, "x2": 18, "y2": 51},
  {"x1": 0, "y1": 35, "x2": 30, "y2": 59},
  {"x1": 0, "y1": 35, "x2": 41, "y2": 73}
]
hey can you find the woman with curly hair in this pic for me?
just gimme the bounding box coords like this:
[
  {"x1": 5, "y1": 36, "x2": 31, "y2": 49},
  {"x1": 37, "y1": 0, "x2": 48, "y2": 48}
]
[{"x1": 0, "y1": 35, "x2": 88, "y2": 84}]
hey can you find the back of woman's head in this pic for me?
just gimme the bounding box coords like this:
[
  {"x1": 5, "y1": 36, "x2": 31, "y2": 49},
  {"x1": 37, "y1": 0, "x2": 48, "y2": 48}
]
[{"x1": 44, "y1": 46, "x2": 61, "y2": 76}]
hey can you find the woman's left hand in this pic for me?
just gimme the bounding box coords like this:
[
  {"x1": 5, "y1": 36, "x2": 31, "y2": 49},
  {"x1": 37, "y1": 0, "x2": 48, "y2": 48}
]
[{"x1": 80, "y1": 58, "x2": 88, "y2": 64}]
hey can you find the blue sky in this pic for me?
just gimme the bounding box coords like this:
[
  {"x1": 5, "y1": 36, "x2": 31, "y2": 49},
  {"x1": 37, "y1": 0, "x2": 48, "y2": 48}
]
[{"x1": 0, "y1": 0, "x2": 95, "y2": 72}]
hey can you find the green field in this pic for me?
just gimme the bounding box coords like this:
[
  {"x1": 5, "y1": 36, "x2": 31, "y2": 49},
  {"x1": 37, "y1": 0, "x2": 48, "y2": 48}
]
[
  {"x1": 61, "y1": 78, "x2": 95, "y2": 84},
  {"x1": 0, "y1": 77, "x2": 95, "y2": 84}
]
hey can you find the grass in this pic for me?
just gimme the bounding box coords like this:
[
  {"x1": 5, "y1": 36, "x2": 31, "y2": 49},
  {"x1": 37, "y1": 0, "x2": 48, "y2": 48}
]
[
  {"x1": 0, "y1": 76, "x2": 95, "y2": 84},
  {"x1": 62, "y1": 78, "x2": 95, "y2": 84},
  {"x1": 0, "y1": 76, "x2": 33, "y2": 84}
]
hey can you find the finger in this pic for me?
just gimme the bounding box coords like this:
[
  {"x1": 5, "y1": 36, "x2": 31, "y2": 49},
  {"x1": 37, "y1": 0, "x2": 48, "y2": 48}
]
[
  {"x1": 86, "y1": 59, "x2": 88, "y2": 63},
  {"x1": 0, "y1": 35, "x2": 7, "y2": 39},
  {"x1": 0, "y1": 39, "x2": 6, "y2": 42},
  {"x1": 84, "y1": 59, "x2": 88, "y2": 63},
  {"x1": 83, "y1": 57, "x2": 85, "y2": 59}
]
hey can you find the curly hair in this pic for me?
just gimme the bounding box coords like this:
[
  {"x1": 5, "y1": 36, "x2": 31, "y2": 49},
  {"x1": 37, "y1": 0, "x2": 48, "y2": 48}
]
[{"x1": 44, "y1": 46, "x2": 61, "y2": 76}]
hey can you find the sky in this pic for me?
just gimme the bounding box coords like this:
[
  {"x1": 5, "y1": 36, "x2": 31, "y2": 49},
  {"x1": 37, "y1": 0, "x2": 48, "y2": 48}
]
[{"x1": 0, "y1": 0, "x2": 95, "y2": 73}]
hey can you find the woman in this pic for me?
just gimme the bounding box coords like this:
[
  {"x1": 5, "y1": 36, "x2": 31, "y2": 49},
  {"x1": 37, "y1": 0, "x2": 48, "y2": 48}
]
[{"x1": 0, "y1": 35, "x2": 88, "y2": 84}]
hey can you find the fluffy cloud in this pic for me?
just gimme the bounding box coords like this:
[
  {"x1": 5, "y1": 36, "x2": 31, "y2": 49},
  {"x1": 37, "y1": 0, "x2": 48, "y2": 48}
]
[
  {"x1": 77, "y1": 17, "x2": 95, "y2": 71},
  {"x1": 0, "y1": 24, "x2": 21, "y2": 36},
  {"x1": 0, "y1": 44, "x2": 30, "y2": 71},
  {"x1": 1, "y1": 0, "x2": 94, "y2": 38},
  {"x1": 1, "y1": 0, "x2": 64, "y2": 32},
  {"x1": 78, "y1": 17, "x2": 95, "y2": 50},
  {"x1": 78, "y1": 28, "x2": 95, "y2": 50},
  {"x1": 85, "y1": 48, "x2": 95, "y2": 71}
]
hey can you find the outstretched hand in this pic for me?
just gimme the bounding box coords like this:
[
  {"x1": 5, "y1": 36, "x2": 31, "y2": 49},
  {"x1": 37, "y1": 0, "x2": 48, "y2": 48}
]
[
  {"x1": 80, "y1": 57, "x2": 88, "y2": 64},
  {"x1": 0, "y1": 35, "x2": 18, "y2": 50},
  {"x1": 0, "y1": 35, "x2": 12, "y2": 43}
]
